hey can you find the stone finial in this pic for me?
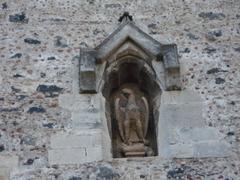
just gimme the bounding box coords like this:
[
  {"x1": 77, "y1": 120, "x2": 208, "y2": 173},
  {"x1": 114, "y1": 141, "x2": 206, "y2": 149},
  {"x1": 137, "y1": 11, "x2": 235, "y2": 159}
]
[{"x1": 118, "y1": 12, "x2": 133, "y2": 22}]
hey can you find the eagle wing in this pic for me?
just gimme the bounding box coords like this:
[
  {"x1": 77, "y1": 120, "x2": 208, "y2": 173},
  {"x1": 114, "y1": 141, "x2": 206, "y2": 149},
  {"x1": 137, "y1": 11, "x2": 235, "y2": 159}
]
[
  {"x1": 141, "y1": 96, "x2": 149, "y2": 137},
  {"x1": 115, "y1": 96, "x2": 126, "y2": 142}
]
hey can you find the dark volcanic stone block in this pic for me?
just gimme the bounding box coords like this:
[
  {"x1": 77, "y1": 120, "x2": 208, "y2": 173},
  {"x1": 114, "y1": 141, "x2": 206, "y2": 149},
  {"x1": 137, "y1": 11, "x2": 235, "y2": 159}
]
[
  {"x1": 215, "y1": 77, "x2": 225, "y2": 84},
  {"x1": 207, "y1": 68, "x2": 227, "y2": 74},
  {"x1": 36, "y1": 85, "x2": 63, "y2": 97},
  {"x1": 24, "y1": 38, "x2": 41, "y2": 44},
  {"x1": 199, "y1": 12, "x2": 225, "y2": 20},
  {"x1": 16, "y1": 95, "x2": 27, "y2": 100},
  {"x1": 2, "y1": 2, "x2": 7, "y2": 9},
  {"x1": 13, "y1": 74, "x2": 24, "y2": 78},
  {"x1": 183, "y1": 48, "x2": 190, "y2": 53},
  {"x1": 227, "y1": 132, "x2": 234, "y2": 136},
  {"x1": 11, "y1": 86, "x2": 21, "y2": 93},
  {"x1": 187, "y1": 32, "x2": 199, "y2": 40},
  {"x1": 69, "y1": 177, "x2": 82, "y2": 180},
  {"x1": 24, "y1": 159, "x2": 34, "y2": 165},
  {"x1": 234, "y1": 47, "x2": 240, "y2": 52},
  {"x1": 9, "y1": 12, "x2": 28, "y2": 23},
  {"x1": 167, "y1": 167, "x2": 185, "y2": 179},
  {"x1": 27, "y1": 106, "x2": 46, "y2": 113},
  {"x1": 203, "y1": 47, "x2": 216, "y2": 54},
  {"x1": 97, "y1": 166, "x2": 119, "y2": 180},
  {"x1": 0, "y1": 145, "x2": 5, "y2": 152},
  {"x1": 11, "y1": 53, "x2": 22, "y2": 58},
  {"x1": 43, "y1": 123, "x2": 54, "y2": 128},
  {"x1": 0, "y1": 108, "x2": 19, "y2": 112},
  {"x1": 54, "y1": 36, "x2": 68, "y2": 48},
  {"x1": 47, "y1": 56, "x2": 56, "y2": 60}
]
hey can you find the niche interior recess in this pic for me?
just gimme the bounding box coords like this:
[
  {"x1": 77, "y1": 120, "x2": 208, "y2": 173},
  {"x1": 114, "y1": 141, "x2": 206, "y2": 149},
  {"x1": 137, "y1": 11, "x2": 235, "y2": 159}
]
[{"x1": 79, "y1": 13, "x2": 181, "y2": 158}]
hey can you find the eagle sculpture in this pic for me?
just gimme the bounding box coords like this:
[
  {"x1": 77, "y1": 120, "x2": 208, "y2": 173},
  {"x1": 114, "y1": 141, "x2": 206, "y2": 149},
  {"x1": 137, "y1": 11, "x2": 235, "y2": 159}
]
[{"x1": 114, "y1": 83, "x2": 149, "y2": 147}]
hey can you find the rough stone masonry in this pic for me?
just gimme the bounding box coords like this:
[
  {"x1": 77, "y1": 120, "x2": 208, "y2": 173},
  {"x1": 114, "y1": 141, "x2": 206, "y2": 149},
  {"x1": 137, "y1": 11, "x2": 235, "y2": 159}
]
[{"x1": 0, "y1": 0, "x2": 240, "y2": 179}]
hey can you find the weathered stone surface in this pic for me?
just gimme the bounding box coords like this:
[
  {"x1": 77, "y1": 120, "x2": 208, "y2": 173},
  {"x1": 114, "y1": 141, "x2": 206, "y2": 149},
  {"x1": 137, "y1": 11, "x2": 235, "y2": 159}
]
[
  {"x1": 0, "y1": 168, "x2": 9, "y2": 180},
  {"x1": 161, "y1": 90, "x2": 203, "y2": 104},
  {"x1": 0, "y1": 155, "x2": 18, "y2": 168},
  {"x1": 160, "y1": 103, "x2": 204, "y2": 127},
  {"x1": 193, "y1": 141, "x2": 231, "y2": 158},
  {"x1": 159, "y1": 91, "x2": 204, "y2": 129},
  {"x1": 158, "y1": 90, "x2": 231, "y2": 158},
  {"x1": 50, "y1": 130, "x2": 102, "y2": 149},
  {"x1": 175, "y1": 127, "x2": 223, "y2": 142},
  {"x1": 59, "y1": 94, "x2": 101, "y2": 112},
  {"x1": 49, "y1": 130, "x2": 103, "y2": 164},
  {"x1": 49, "y1": 147, "x2": 103, "y2": 165},
  {"x1": 167, "y1": 144, "x2": 194, "y2": 158},
  {"x1": 0, "y1": 0, "x2": 239, "y2": 179},
  {"x1": 71, "y1": 112, "x2": 101, "y2": 129}
]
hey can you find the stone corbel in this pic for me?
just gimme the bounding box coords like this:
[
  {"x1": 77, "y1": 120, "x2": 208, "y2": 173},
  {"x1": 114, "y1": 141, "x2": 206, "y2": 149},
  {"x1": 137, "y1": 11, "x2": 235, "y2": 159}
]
[
  {"x1": 162, "y1": 44, "x2": 181, "y2": 90},
  {"x1": 79, "y1": 49, "x2": 97, "y2": 93}
]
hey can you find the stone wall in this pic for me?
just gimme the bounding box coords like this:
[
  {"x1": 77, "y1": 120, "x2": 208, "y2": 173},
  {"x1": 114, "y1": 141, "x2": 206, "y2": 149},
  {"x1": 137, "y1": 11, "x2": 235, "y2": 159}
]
[{"x1": 0, "y1": 0, "x2": 240, "y2": 179}]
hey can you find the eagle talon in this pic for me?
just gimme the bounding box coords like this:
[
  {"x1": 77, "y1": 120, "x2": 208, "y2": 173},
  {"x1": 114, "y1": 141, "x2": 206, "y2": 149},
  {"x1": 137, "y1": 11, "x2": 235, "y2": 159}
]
[{"x1": 143, "y1": 139, "x2": 149, "y2": 145}]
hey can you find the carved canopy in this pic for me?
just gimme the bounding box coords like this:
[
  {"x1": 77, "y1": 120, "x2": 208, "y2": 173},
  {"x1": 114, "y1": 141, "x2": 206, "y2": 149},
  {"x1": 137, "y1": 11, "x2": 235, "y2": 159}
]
[{"x1": 79, "y1": 17, "x2": 181, "y2": 93}]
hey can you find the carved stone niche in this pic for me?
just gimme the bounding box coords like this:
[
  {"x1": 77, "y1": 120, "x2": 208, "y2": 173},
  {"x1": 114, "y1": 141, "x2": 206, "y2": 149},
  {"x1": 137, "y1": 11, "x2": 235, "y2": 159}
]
[{"x1": 79, "y1": 15, "x2": 181, "y2": 158}]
